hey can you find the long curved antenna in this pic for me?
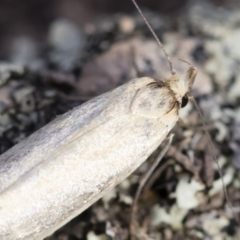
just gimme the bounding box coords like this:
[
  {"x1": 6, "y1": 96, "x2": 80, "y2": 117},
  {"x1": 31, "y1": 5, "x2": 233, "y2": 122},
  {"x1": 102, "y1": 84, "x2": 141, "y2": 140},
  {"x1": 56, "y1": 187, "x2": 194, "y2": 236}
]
[
  {"x1": 189, "y1": 94, "x2": 239, "y2": 223},
  {"x1": 178, "y1": 58, "x2": 192, "y2": 66},
  {"x1": 131, "y1": 0, "x2": 176, "y2": 76}
]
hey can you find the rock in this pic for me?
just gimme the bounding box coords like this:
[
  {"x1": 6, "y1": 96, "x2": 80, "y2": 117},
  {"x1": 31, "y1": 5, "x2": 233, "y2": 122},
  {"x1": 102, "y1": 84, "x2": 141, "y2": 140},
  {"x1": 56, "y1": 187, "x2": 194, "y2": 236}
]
[{"x1": 48, "y1": 19, "x2": 86, "y2": 71}]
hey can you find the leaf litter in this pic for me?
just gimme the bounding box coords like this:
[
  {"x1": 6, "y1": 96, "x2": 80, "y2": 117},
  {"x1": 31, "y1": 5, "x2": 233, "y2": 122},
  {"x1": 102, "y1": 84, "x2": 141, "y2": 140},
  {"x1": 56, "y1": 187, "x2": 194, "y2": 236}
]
[{"x1": 0, "y1": 0, "x2": 240, "y2": 239}]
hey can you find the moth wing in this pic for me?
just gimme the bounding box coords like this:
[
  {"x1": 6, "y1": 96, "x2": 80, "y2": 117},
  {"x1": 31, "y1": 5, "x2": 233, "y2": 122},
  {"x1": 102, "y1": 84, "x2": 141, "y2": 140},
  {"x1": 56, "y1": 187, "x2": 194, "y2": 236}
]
[
  {"x1": 0, "y1": 77, "x2": 160, "y2": 193},
  {"x1": 0, "y1": 77, "x2": 180, "y2": 240},
  {"x1": 0, "y1": 79, "x2": 139, "y2": 192}
]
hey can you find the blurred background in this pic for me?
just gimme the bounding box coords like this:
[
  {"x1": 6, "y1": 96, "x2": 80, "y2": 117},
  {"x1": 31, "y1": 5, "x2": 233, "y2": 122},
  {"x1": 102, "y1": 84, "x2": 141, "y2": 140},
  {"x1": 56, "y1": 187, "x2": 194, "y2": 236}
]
[
  {"x1": 1, "y1": 0, "x2": 240, "y2": 239},
  {"x1": 0, "y1": 0, "x2": 237, "y2": 58}
]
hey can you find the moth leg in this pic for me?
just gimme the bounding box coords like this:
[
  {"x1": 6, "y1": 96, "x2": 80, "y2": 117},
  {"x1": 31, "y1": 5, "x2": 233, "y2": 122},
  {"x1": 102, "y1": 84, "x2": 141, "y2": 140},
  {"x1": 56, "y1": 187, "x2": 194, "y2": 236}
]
[{"x1": 129, "y1": 134, "x2": 174, "y2": 240}]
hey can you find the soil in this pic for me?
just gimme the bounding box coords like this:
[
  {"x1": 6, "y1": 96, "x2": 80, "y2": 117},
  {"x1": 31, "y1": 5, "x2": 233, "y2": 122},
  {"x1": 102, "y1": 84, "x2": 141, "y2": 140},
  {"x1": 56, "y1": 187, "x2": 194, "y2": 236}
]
[{"x1": 0, "y1": 0, "x2": 240, "y2": 239}]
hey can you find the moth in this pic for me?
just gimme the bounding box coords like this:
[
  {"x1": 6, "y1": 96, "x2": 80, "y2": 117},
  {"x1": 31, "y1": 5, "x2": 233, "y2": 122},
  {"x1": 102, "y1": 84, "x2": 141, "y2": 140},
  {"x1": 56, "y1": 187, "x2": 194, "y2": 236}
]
[{"x1": 0, "y1": 1, "x2": 197, "y2": 240}]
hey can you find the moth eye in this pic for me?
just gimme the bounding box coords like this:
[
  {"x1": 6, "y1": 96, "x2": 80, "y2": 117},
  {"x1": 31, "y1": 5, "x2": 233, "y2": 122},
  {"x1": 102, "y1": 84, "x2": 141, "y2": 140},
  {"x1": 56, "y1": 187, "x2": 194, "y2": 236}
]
[{"x1": 181, "y1": 95, "x2": 188, "y2": 108}]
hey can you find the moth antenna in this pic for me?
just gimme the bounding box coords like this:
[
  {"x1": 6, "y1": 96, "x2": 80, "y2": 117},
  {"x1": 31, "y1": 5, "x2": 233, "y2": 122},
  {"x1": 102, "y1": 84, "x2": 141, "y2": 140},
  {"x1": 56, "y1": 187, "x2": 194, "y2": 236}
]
[
  {"x1": 178, "y1": 58, "x2": 193, "y2": 66},
  {"x1": 189, "y1": 94, "x2": 239, "y2": 223},
  {"x1": 131, "y1": 0, "x2": 176, "y2": 76}
]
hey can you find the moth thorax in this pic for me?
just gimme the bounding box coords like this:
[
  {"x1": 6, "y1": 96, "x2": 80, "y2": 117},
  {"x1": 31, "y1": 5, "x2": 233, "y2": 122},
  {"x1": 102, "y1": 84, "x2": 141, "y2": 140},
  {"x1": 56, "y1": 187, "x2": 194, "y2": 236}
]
[
  {"x1": 165, "y1": 74, "x2": 188, "y2": 105},
  {"x1": 164, "y1": 67, "x2": 197, "y2": 107}
]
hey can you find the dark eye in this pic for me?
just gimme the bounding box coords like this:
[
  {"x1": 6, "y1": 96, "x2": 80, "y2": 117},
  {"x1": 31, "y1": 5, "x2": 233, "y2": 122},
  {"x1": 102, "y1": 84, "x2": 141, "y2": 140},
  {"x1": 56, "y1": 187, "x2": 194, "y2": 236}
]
[{"x1": 181, "y1": 95, "x2": 188, "y2": 108}]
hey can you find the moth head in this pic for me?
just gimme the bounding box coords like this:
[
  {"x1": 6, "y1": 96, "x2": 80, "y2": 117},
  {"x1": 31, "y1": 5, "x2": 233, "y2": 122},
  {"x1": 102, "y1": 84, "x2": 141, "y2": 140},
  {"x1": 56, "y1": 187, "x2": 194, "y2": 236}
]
[{"x1": 165, "y1": 66, "x2": 197, "y2": 108}]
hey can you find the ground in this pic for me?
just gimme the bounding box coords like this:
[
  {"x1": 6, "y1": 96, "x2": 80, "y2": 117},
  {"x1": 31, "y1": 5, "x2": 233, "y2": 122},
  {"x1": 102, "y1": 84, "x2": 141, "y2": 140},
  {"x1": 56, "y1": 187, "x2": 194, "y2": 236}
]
[{"x1": 0, "y1": 0, "x2": 240, "y2": 239}]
